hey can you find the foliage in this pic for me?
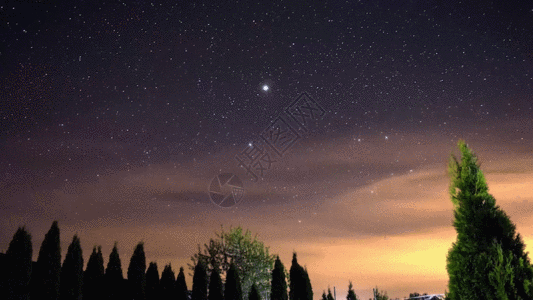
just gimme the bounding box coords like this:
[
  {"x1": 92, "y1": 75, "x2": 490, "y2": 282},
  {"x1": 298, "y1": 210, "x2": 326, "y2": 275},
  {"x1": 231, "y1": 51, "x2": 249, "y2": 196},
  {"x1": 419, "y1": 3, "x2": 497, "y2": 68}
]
[
  {"x1": 225, "y1": 262, "x2": 243, "y2": 300},
  {"x1": 249, "y1": 283, "x2": 261, "y2": 300},
  {"x1": 373, "y1": 287, "x2": 388, "y2": 300},
  {"x1": 146, "y1": 262, "x2": 160, "y2": 300},
  {"x1": 84, "y1": 246, "x2": 105, "y2": 300},
  {"x1": 192, "y1": 258, "x2": 209, "y2": 300},
  {"x1": 209, "y1": 267, "x2": 224, "y2": 300},
  {"x1": 105, "y1": 242, "x2": 124, "y2": 300},
  {"x1": 33, "y1": 221, "x2": 61, "y2": 300},
  {"x1": 6, "y1": 226, "x2": 33, "y2": 300},
  {"x1": 446, "y1": 140, "x2": 533, "y2": 300},
  {"x1": 346, "y1": 281, "x2": 358, "y2": 300},
  {"x1": 60, "y1": 235, "x2": 84, "y2": 300},
  {"x1": 176, "y1": 267, "x2": 189, "y2": 300},
  {"x1": 289, "y1": 253, "x2": 312, "y2": 300},
  {"x1": 271, "y1": 256, "x2": 288, "y2": 300},
  {"x1": 190, "y1": 225, "x2": 276, "y2": 297},
  {"x1": 161, "y1": 264, "x2": 176, "y2": 300},
  {"x1": 127, "y1": 242, "x2": 147, "y2": 300}
]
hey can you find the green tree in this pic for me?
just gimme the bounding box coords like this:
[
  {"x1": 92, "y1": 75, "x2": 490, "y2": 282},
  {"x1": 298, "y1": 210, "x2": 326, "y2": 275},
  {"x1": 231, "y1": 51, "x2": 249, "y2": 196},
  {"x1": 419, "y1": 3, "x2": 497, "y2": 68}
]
[
  {"x1": 190, "y1": 226, "x2": 275, "y2": 297},
  {"x1": 176, "y1": 267, "x2": 189, "y2": 300},
  {"x1": 127, "y1": 242, "x2": 147, "y2": 300},
  {"x1": 6, "y1": 226, "x2": 32, "y2": 300},
  {"x1": 209, "y1": 267, "x2": 224, "y2": 300},
  {"x1": 248, "y1": 283, "x2": 260, "y2": 300},
  {"x1": 192, "y1": 258, "x2": 209, "y2": 300},
  {"x1": 446, "y1": 140, "x2": 533, "y2": 300},
  {"x1": 346, "y1": 282, "x2": 358, "y2": 300},
  {"x1": 161, "y1": 264, "x2": 176, "y2": 300},
  {"x1": 32, "y1": 221, "x2": 61, "y2": 300},
  {"x1": 146, "y1": 262, "x2": 160, "y2": 300},
  {"x1": 84, "y1": 246, "x2": 105, "y2": 300},
  {"x1": 372, "y1": 287, "x2": 388, "y2": 300},
  {"x1": 60, "y1": 235, "x2": 84, "y2": 300},
  {"x1": 271, "y1": 256, "x2": 288, "y2": 300},
  {"x1": 225, "y1": 262, "x2": 243, "y2": 300},
  {"x1": 105, "y1": 242, "x2": 124, "y2": 300}
]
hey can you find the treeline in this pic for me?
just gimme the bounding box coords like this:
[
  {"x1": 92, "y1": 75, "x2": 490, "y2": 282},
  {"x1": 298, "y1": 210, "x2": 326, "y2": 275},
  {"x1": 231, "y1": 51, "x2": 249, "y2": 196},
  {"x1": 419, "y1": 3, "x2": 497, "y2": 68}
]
[{"x1": 0, "y1": 221, "x2": 360, "y2": 300}]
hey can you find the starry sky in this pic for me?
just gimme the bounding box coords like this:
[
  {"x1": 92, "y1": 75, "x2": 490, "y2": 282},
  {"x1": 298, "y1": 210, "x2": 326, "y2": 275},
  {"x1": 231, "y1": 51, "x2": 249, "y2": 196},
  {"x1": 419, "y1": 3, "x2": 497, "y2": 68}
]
[{"x1": 1, "y1": 0, "x2": 533, "y2": 299}]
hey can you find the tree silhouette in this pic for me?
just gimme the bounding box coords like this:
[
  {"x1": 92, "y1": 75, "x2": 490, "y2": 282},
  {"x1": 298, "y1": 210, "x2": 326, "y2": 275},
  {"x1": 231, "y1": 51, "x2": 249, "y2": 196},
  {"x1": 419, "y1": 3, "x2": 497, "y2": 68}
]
[
  {"x1": 60, "y1": 235, "x2": 84, "y2": 300},
  {"x1": 248, "y1": 283, "x2": 260, "y2": 300},
  {"x1": 84, "y1": 246, "x2": 105, "y2": 300},
  {"x1": 146, "y1": 262, "x2": 160, "y2": 300},
  {"x1": 105, "y1": 242, "x2": 124, "y2": 300},
  {"x1": 32, "y1": 221, "x2": 61, "y2": 300},
  {"x1": 270, "y1": 256, "x2": 288, "y2": 300},
  {"x1": 6, "y1": 226, "x2": 32, "y2": 300},
  {"x1": 161, "y1": 263, "x2": 176, "y2": 300},
  {"x1": 127, "y1": 242, "x2": 147, "y2": 300},
  {"x1": 346, "y1": 282, "x2": 358, "y2": 300},
  {"x1": 225, "y1": 262, "x2": 243, "y2": 300},
  {"x1": 176, "y1": 266, "x2": 189, "y2": 300},
  {"x1": 208, "y1": 267, "x2": 224, "y2": 300},
  {"x1": 192, "y1": 258, "x2": 208, "y2": 300}
]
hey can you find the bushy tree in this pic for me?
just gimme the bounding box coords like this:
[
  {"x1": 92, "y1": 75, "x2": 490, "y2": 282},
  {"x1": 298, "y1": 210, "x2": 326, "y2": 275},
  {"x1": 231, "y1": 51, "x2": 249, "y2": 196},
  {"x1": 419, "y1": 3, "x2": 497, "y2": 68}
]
[
  {"x1": 248, "y1": 283, "x2": 260, "y2": 300},
  {"x1": 32, "y1": 221, "x2": 61, "y2": 300},
  {"x1": 346, "y1": 282, "x2": 358, "y2": 300},
  {"x1": 225, "y1": 262, "x2": 243, "y2": 300},
  {"x1": 127, "y1": 242, "x2": 147, "y2": 300},
  {"x1": 105, "y1": 242, "x2": 124, "y2": 300},
  {"x1": 84, "y1": 246, "x2": 105, "y2": 300},
  {"x1": 190, "y1": 226, "x2": 275, "y2": 297},
  {"x1": 192, "y1": 258, "x2": 209, "y2": 300},
  {"x1": 373, "y1": 287, "x2": 388, "y2": 300},
  {"x1": 146, "y1": 262, "x2": 160, "y2": 300},
  {"x1": 6, "y1": 226, "x2": 33, "y2": 300},
  {"x1": 209, "y1": 267, "x2": 224, "y2": 300},
  {"x1": 161, "y1": 264, "x2": 176, "y2": 300},
  {"x1": 60, "y1": 235, "x2": 84, "y2": 300},
  {"x1": 446, "y1": 140, "x2": 533, "y2": 300},
  {"x1": 271, "y1": 256, "x2": 288, "y2": 300},
  {"x1": 176, "y1": 267, "x2": 189, "y2": 300}
]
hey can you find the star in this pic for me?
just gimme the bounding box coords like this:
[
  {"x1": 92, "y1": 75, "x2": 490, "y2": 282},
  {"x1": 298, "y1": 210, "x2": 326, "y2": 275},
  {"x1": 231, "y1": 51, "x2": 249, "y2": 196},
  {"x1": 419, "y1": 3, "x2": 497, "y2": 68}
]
[{"x1": 262, "y1": 85, "x2": 269, "y2": 91}]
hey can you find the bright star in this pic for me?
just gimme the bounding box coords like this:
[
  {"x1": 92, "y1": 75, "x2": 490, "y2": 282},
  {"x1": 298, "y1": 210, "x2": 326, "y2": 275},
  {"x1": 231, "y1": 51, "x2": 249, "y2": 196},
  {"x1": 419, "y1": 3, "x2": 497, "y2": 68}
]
[{"x1": 262, "y1": 85, "x2": 269, "y2": 91}]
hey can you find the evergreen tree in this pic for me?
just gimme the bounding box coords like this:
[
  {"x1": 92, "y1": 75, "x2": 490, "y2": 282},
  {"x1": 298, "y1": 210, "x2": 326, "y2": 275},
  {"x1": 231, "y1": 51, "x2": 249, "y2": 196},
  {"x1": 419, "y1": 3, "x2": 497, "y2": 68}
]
[
  {"x1": 248, "y1": 283, "x2": 260, "y2": 300},
  {"x1": 326, "y1": 288, "x2": 334, "y2": 300},
  {"x1": 32, "y1": 221, "x2": 61, "y2": 300},
  {"x1": 192, "y1": 258, "x2": 208, "y2": 300},
  {"x1": 176, "y1": 267, "x2": 189, "y2": 300},
  {"x1": 146, "y1": 262, "x2": 160, "y2": 300},
  {"x1": 127, "y1": 242, "x2": 147, "y2": 300},
  {"x1": 321, "y1": 291, "x2": 327, "y2": 300},
  {"x1": 208, "y1": 267, "x2": 224, "y2": 300},
  {"x1": 84, "y1": 246, "x2": 105, "y2": 300},
  {"x1": 446, "y1": 140, "x2": 533, "y2": 300},
  {"x1": 270, "y1": 256, "x2": 288, "y2": 300},
  {"x1": 302, "y1": 268, "x2": 312, "y2": 300},
  {"x1": 373, "y1": 287, "x2": 388, "y2": 300},
  {"x1": 60, "y1": 235, "x2": 84, "y2": 300},
  {"x1": 105, "y1": 242, "x2": 124, "y2": 300},
  {"x1": 289, "y1": 253, "x2": 310, "y2": 300},
  {"x1": 346, "y1": 282, "x2": 358, "y2": 300},
  {"x1": 161, "y1": 264, "x2": 176, "y2": 300},
  {"x1": 225, "y1": 262, "x2": 243, "y2": 300},
  {"x1": 6, "y1": 226, "x2": 32, "y2": 300}
]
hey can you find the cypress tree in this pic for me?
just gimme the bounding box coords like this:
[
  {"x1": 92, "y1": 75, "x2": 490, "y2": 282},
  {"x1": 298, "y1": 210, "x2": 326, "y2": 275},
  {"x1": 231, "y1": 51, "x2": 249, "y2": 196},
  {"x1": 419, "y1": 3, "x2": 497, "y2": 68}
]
[
  {"x1": 270, "y1": 256, "x2": 288, "y2": 300},
  {"x1": 289, "y1": 253, "x2": 305, "y2": 300},
  {"x1": 192, "y1": 258, "x2": 208, "y2": 300},
  {"x1": 326, "y1": 288, "x2": 334, "y2": 300},
  {"x1": 60, "y1": 235, "x2": 84, "y2": 300},
  {"x1": 302, "y1": 268, "x2": 312, "y2": 300},
  {"x1": 248, "y1": 283, "x2": 260, "y2": 300},
  {"x1": 321, "y1": 291, "x2": 327, "y2": 300},
  {"x1": 6, "y1": 226, "x2": 32, "y2": 300},
  {"x1": 32, "y1": 221, "x2": 61, "y2": 300},
  {"x1": 105, "y1": 242, "x2": 124, "y2": 300},
  {"x1": 224, "y1": 262, "x2": 242, "y2": 300},
  {"x1": 208, "y1": 267, "x2": 224, "y2": 300},
  {"x1": 84, "y1": 246, "x2": 105, "y2": 300},
  {"x1": 161, "y1": 264, "x2": 176, "y2": 300},
  {"x1": 346, "y1": 282, "x2": 358, "y2": 300},
  {"x1": 446, "y1": 140, "x2": 533, "y2": 299},
  {"x1": 127, "y1": 242, "x2": 147, "y2": 300},
  {"x1": 145, "y1": 262, "x2": 160, "y2": 300},
  {"x1": 176, "y1": 267, "x2": 189, "y2": 300}
]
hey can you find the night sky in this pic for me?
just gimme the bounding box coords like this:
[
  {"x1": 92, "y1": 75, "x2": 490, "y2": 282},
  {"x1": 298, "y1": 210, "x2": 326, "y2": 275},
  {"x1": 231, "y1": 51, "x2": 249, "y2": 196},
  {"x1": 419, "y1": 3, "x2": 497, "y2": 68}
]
[{"x1": 2, "y1": 0, "x2": 533, "y2": 299}]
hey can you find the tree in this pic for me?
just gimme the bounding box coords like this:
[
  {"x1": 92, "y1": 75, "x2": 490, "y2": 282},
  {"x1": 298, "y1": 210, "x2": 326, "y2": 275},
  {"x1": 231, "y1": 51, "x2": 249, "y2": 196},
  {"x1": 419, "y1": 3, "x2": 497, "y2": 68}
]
[
  {"x1": 146, "y1": 262, "x2": 160, "y2": 300},
  {"x1": 326, "y1": 288, "x2": 334, "y2": 300},
  {"x1": 346, "y1": 282, "x2": 358, "y2": 300},
  {"x1": 446, "y1": 140, "x2": 533, "y2": 300},
  {"x1": 271, "y1": 256, "x2": 288, "y2": 300},
  {"x1": 209, "y1": 267, "x2": 224, "y2": 300},
  {"x1": 60, "y1": 235, "x2": 84, "y2": 300},
  {"x1": 128, "y1": 242, "x2": 147, "y2": 300},
  {"x1": 32, "y1": 221, "x2": 61, "y2": 300},
  {"x1": 84, "y1": 246, "x2": 105, "y2": 300},
  {"x1": 372, "y1": 287, "x2": 388, "y2": 300},
  {"x1": 289, "y1": 253, "x2": 312, "y2": 300},
  {"x1": 248, "y1": 283, "x2": 260, "y2": 300},
  {"x1": 225, "y1": 262, "x2": 243, "y2": 300},
  {"x1": 105, "y1": 242, "x2": 124, "y2": 300},
  {"x1": 176, "y1": 267, "x2": 189, "y2": 300},
  {"x1": 192, "y1": 258, "x2": 209, "y2": 300},
  {"x1": 5, "y1": 226, "x2": 32, "y2": 300},
  {"x1": 190, "y1": 226, "x2": 275, "y2": 297},
  {"x1": 302, "y1": 268, "x2": 313, "y2": 300},
  {"x1": 160, "y1": 263, "x2": 176, "y2": 300},
  {"x1": 322, "y1": 291, "x2": 327, "y2": 300}
]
